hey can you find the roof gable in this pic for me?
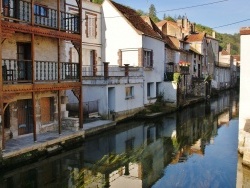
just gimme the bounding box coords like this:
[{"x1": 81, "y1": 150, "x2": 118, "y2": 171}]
[
  {"x1": 109, "y1": 0, "x2": 161, "y2": 40},
  {"x1": 185, "y1": 32, "x2": 205, "y2": 42}
]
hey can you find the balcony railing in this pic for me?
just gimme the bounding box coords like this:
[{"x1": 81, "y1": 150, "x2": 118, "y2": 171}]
[
  {"x1": 82, "y1": 65, "x2": 143, "y2": 77},
  {"x1": 2, "y1": 59, "x2": 79, "y2": 83},
  {"x1": 2, "y1": 0, "x2": 80, "y2": 33},
  {"x1": 180, "y1": 66, "x2": 190, "y2": 75}
]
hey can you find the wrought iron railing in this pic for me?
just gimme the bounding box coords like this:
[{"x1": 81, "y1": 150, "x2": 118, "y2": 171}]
[
  {"x1": 2, "y1": 59, "x2": 79, "y2": 83},
  {"x1": 2, "y1": 0, "x2": 80, "y2": 33}
]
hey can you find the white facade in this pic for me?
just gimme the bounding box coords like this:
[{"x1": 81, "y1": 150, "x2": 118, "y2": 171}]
[
  {"x1": 102, "y1": 0, "x2": 165, "y2": 106},
  {"x1": 239, "y1": 31, "x2": 250, "y2": 130}
]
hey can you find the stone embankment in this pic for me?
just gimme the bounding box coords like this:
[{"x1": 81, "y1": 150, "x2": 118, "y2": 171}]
[{"x1": 238, "y1": 120, "x2": 250, "y2": 167}]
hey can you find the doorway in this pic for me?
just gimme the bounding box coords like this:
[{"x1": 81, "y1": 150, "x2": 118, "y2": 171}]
[
  {"x1": 17, "y1": 42, "x2": 32, "y2": 81},
  {"x1": 17, "y1": 99, "x2": 33, "y2": 135},
  {"x1": 108, "y1": 87, "x2": 115, "y2": 115}
]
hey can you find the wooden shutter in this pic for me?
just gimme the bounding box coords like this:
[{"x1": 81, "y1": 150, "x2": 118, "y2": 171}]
[
  {"x1": 138, "y1": 48, "x2": 144, "y2": 67},
  {"x1": 85, "y1": 15, "x2": 88, "y2": 37}
]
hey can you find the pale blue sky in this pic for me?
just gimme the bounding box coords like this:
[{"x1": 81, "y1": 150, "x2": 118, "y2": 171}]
[{"x1": 114, "y1": 0, "x2": 250, "y2": 34}]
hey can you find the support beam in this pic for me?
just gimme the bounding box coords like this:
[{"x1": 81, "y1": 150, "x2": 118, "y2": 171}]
[
  {"x1": 58, "y1": 90, "x2": 61, "y2": 135},
  {"x1": 32, "y1": 92, "x2": 37, "y2": 142},
  {"x1": 79, "y1": 0, "x2": 83, "y2": 129},
  {"x1": 31, "y1": 32, "x2": 37, "y2": 142},
  {"x1": 0, "y1": 2, "x2": 5, "y2": 151}
]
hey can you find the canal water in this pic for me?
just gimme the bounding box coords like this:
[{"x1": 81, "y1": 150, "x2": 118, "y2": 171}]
[{"x1": 0, "y1": 90, "x2": 239, "y2": 188}]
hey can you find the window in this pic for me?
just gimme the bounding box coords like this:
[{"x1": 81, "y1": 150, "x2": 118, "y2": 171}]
[
  {"x1": 125, "y1": 138, "x2": 135, "y2": 152},
  {"x1": 144, "y1": 50, "x2": 153, "y2": 67},
  {"x1": 34, "y1": 4, "x2": 48, "y2": 17},
  {"x1": 125, "y1": 86, "x2": 134, "y2": 99},
  {"x1": 147, "y1": 82, "x2": 154, "y2": 98},
  {"x1": 86, "y1": 13, "x2": 97, "y2": 38},
  {"x1": 156, "y1": 82, "x2": 161, "y2": 96}
]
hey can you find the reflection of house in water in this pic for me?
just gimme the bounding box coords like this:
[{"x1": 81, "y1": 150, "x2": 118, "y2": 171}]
[{"x1": 1, "y1": 91, "x2": 238, "y2": 188}]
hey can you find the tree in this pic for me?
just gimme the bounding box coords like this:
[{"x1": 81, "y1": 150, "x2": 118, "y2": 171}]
[
  {"x1": 148, "y1": 4, "x2": 160, "y2": 22},
  {"x1": 137, "y1": 9, "x2": 147, "y2": 16},
  {"x1": 92, "y1": 0, "x2": 103, "y2": 4},
  {"x1": 164, "y1": 15, "x2": 176, "y2": 22}
]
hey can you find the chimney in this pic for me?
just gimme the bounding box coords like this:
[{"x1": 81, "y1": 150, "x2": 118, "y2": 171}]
[
  {"x1": 227, "y1": 43, "x2": 231, "y2": 54},
  {"x1": 212, "y1": 31, "x2": 216, "y2": 38}
]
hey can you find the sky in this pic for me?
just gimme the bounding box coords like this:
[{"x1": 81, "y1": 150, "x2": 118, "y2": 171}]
[{"x1": 114, "y1": 0, "x2": 250, "y2": 35}]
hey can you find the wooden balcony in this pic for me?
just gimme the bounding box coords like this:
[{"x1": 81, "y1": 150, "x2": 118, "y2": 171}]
[
  {"x1": 1, "y1": 0, "x2": 81, "y2": 43},
  {"x1": 2, "y1": 59, "x2": 80, "y2": 84}
]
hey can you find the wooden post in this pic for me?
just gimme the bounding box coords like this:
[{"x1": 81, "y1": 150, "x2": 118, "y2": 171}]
[
  {"x1": 31, "y1": 32, "x2": 37, "y2": 141},
  {"x1": 0, "y1": 1, "x2": 5, "y2": 150},
  {"x1": 58, "y1": 90, "x2": 61, "y2": 135},
  {"x1": 124, "y1": 64, "x2": 129, "y2": 77},
  {"x1": 79, "y1": 0, "x2": 83, "y2": 129},
  {"x1": 103, "y1": 62, "x2": 109, "y2": 79}
]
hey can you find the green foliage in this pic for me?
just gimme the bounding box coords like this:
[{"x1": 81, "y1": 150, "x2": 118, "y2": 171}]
[
  {"x1": 195, "y1": 24, "x2": 240, "y2": 55},
  {"x1": 163, "y1": 15, "x2": 176, "y2": 22},
  {"x1": 148, "y1": 4, "x2": 160, "y2": 22},
  {"x1": 92, "y1": 0, "x2": 103, "y2": 4},
  {"x1": 136, "y1": 9, "x2": 147, "y2": 16},
  {"x1": 173, "y1": 73, "x2": 181, "y2": 83}
]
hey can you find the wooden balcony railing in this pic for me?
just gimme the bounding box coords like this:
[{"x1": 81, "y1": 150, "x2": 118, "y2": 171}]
[
  {"x1": 2, "y1": 0, "x2": 80, "y2": 33},
  {"x1": 2, "y1": 59, "x2": 79, "y2": 83}
]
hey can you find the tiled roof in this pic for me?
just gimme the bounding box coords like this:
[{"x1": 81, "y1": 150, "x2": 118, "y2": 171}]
[
  {"x1": 156, "y1": 20, "x2": 179, "y2": 28},
  {"x1": 109, "y1": 1, "x2": 161, "y2": 40},
  {"x1": 221, "y1": 50, "x2": 230, "y2": 55},
  {"x1": 185, "y1": 32, "x2": 205, "y2": 42},
  {"x1": 190, "y1": 46, "x2": 201, "y2": 55},
  {"x1": 232, "y1": 55, "x2": 240, "y2": 61},
  {"x1": 141, "y1": 16, "x2": 179, "y2": 50},
  {"x1": 156, "y1": 20, "x2": 167, "y2": 27}
]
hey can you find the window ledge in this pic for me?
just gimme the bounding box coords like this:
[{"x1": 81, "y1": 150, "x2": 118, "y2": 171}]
[
  {"x1": 144, "y1": 67, "x2": 154, "y2": 71},
  {"x1": 125, "y1": 96, "x2": 134, "y2": 100}
]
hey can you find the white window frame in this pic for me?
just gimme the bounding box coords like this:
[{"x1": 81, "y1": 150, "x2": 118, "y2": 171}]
[
  {"x1": 86, "y1": 14, "x2": 96, "y2": 38},
  {"x1": 144, "y1": 50, "x2": 153, "y2": 67}
]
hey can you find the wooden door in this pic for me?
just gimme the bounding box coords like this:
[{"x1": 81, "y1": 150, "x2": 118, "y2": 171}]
[
  {"x1": 40, "y1": 97, "x2": 52, "y2": 124},
  {"x1": 18, "y1": 100, "x2": 33, "y2": 135}
]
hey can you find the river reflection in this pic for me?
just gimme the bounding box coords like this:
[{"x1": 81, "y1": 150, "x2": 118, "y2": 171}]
[{"x1": 0, "y1": 90, "x2": 239, "y2": 188}]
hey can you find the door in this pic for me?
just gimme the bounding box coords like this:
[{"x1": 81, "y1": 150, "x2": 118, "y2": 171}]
[
  {"x1": 198, "y1": 64, "x2": 201, "y2": 78},
  {"x1": 17, "y1": 43, "x2": 32, "y2": 81},
  {"x1": 108, "y1": 87, "x2": 115, "y2": 113},
  {"x1": 90, "y1": 50, "x2": 96, "y2": 76},
  {"x1": 17, "y1": 100, "x2": 33, "y2": 135},
  {"x1": 40, "y1": 97, "x2": 54, "y2": 124}
]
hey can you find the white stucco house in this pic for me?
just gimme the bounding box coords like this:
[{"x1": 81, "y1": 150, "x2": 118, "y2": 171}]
[{"x1": 239, "y1": 27, "x2": 250, "y2": 131}]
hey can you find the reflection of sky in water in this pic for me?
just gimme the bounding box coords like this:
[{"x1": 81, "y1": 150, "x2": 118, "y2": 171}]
[{"x1": 153, "y1": 119, "x2": 238, "y2": 188}]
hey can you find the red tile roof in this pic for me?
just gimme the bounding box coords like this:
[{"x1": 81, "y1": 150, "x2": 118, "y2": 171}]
[
  {"x1": 109, "y1": 1, "x2": 179, "y2": 50},
  {"x1": 109, "y1": 1, "x2": 161, "y2": 40},
  {"x1": 232, "y1": 55, "x2": 240, "y2": 61},
  {"x1": 185, "y1": 32, "x2": 205, "y2": 42},
  {"x1": 221, "y1": 50, "x2": 230, "y2": 55}
]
